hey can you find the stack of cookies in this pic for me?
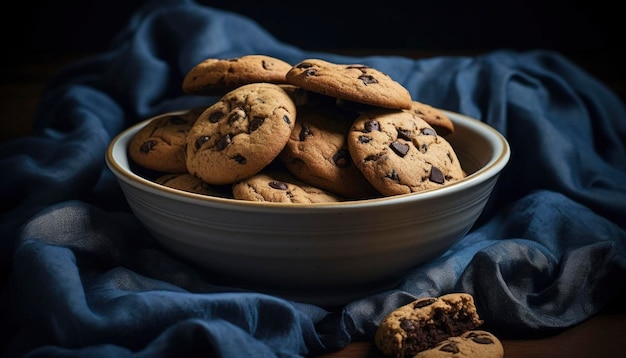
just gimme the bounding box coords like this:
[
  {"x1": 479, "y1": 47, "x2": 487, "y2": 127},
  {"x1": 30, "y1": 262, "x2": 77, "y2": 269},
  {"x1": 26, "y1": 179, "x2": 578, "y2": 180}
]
[
  {"x1": 375, "y1": 293, "x2": 504, "y2": 358},
  {"x1": 128, "y1": 54, "x2": 466, "y2": 203}
]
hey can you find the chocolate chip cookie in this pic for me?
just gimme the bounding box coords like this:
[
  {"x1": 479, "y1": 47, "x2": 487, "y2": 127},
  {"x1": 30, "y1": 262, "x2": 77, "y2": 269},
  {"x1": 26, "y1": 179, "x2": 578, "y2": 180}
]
[
  {"x1": 128, "y1": 107, "x2": 205, "y2": 173},
  {"x1": 286, "y1": 58, "x2": 412, "y2": 110},
  {"x1": 185, "y1": 83, "x2": 296, "y2": 185},
  {"x1": 375, "y1": 293, "x2": 484, "y2": 357},
  {"x1": 182, "y1": 54, "x2": 292, "y2": 95},
  {"x1": 347, "y1": 109, "x2": 465, "y2": 196},
  {"x1": 232, "y1": 170, "x2": 344, "y2": 203},
  {"x1": 412, "y1": 330, "x2": 504, "y2": 358},
  {"x1": 278, "y1": 104, "x2": 380, "y2": 199}
]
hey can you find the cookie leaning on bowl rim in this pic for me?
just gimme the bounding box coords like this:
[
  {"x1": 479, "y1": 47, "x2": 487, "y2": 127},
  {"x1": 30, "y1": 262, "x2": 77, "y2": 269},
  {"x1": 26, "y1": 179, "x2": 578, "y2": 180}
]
[
  {"x1": 127, "y1": 107, "x2": 206, "y2": 173},
  {"x1": 285, "y1": 58, "x2": 413, "y2": 110},
  {"x1": 346, "y1": 108, "x2": 465, "y2": 196}
]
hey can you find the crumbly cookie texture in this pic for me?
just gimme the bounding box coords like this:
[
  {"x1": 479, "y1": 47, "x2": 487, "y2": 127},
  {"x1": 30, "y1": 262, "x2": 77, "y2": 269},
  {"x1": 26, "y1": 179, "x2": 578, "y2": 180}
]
[
  {"x1": 128, "y1": 107, "x2": 205, "y2": 173},
  {"x1": 412, "y1": 330, "x2": 504, "y2": 358},
  {"x1": 232, "y1": 170, "x2": 344, "y2": 203},
  {"x1": 279, "y1": 104, "x2": 380, "y2": 199},
  {"x1": 186, "y1": 83, "x2": 296, "y2": 185},
  {"x1": 347, "y1": 108, "x2": 465, "y2": 196},
  {"x1": 407, "y1": 101, "x2": 455, "y2": 136},
  {"x1": 182, "y1": 54, "x2": 292, "y2": 95},
  {"x1": 286, "y1": 58, "x2": 413, "y2": 110},
  {"x1": 375, "y1": 293, "x2": 484, "y2": 358}
]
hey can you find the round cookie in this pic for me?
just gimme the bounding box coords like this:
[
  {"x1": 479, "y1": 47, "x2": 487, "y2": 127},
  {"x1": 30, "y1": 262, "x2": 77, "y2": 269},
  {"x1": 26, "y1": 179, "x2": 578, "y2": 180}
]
[
  {"x1": 278, "y1": 104, "x2": 380, "y2": 199},
  {"x1": 347, "y1": 109, "x2": 465, "y2": 196},
  {"x1": 285, "y1": 58, "x2": 413, "y2": 110},
  {"x1": 128, "y1": 107, "x2": 205, "y2": 173},
  {"x1": 407, "y1": 101, "x2": 455, "y2": 136},
  {"x1": 186, "y1": 83, "x2": 296, "y2": 185},
  {"x1": 412, "y1": 330, "x2": 504, "y2": 358},
  {"x1": 232, "y1": 170, "x2": 344, "y2": 203},
  {"x1": 155, "y1": 173, "x2": 233, "y2": 198},
  {"x1": 182, "y1": 54, "x2": 292, "y2": 95},
  {"x1": 375, "y1": 293, "x2": 484, "y2": 357}
]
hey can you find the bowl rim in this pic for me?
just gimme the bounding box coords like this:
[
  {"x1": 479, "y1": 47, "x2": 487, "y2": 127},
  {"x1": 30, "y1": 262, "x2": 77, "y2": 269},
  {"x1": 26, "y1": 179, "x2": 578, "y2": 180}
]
[{"x1": 105, "y1": 109, "x2": 510, "y2": 211}]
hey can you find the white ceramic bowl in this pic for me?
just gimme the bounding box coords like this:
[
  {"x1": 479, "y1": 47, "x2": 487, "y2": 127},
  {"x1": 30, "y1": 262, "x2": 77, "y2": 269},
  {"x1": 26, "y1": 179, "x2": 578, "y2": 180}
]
[{"x1": 106, "y1": 109, "x2": 510, "y2": 306}]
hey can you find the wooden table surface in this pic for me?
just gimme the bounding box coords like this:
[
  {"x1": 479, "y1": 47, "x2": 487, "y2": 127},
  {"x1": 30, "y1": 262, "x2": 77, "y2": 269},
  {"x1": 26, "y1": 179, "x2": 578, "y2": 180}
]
[{"x1": 1, "y1": 51, "x2": 625, "y2": 357}]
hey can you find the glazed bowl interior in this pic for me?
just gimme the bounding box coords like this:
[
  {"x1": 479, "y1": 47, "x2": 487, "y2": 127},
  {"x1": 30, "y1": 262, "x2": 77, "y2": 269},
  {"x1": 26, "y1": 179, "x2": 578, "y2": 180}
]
[{"x1": 106, "y1": 109, "x2": 510, "y2": 305}]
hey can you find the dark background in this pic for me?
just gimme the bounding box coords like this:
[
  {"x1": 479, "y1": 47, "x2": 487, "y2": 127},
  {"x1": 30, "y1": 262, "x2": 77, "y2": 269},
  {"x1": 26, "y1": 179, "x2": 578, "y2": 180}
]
[
  {"x1": 0, "y1": 0, "x2": 623, "y2": 106},
  {"x1": 3, "y1": 0, "x2": 622, "y2": 58}
]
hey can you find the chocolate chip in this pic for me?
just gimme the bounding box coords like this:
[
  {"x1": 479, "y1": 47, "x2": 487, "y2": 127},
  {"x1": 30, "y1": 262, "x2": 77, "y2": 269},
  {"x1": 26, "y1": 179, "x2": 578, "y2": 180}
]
[
  {"x1": 358, "y1": 74, "x2": 378, "y2": 85},
  {"x1": 261, "y1": 60, "x2": 270, "y2": 70},
  {"x1": 228, "y1": 109, "x2": 245, "y2": 124},
  {"x1": 194, "y1": 135, "x2": 210, "y2": 150},
  {"x1": 429, "y1": 166, "x2": 444, "y2": 184},
  {"x1": 471, "y1": 336, "x2": 495, "y2": 345},
  {"x1": 140, "y1": 140, "x2": 157, "y2": 153},
  {"x1": 413, "y1": 297, "x2": 437, "y2": 308},
  {"x1": 209, "y1": 111, "x2": 224, "y2": 123},
  {"x1": 346, "y1": 65, "x2": 370, "y2": 71},
  {"x1": 439, "y1": 342, "x2": 460, "y2": 353},
  {"x1": 232, "y1": 154, "x2": 246, "y2": 164},
  {"x1": 269, "y1": 180, "x2": 288, "y2": 190},
  {"x1": 386, "y1": 169, "x2": 400, "y2": 182},
  {"x1": 364, "y1": 120, "x2": 380, "y2": 132},
  {"x1": 364, "y1": 153, "x2": 383, "y2": 162},
  {"x1": 299, "y1": 125, "x2": 314, "y2": 141},
  {"x1": 296, "y1": 63, "x2": 316, "y2": 76},
  {"x1": 358, "y1": 135, "x2": 372, "y2": 144},
  {"x1": 399, "y1": 318, "x2": 418, "y2": 332},
  {"x1": 390, "y1": 141, "x2": 409, "y2": 157},
  {"x1": 216, "y1": 134, "x2": 232, "y2": 151},
  {"x1": 282, "y1": 114, "x2": 292, "y2": 125},
  {"x1": 333, "y1": 149, "x2": 351, "y2": 168},
  {"x1": 398, "y1": 129, "x2": 412, "y2": 140},
  {"x1": 421, "y1": 128, "x2": 437, "y2": 136},
  {"x1": 249, "y1": 117, "x2": 265, "y2": 132}
]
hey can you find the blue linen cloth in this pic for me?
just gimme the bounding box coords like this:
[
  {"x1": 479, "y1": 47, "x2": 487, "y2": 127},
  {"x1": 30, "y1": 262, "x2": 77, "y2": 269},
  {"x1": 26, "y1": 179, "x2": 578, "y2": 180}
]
[{"x1": 2, "y1": 0, "x2": 626, "y2": 356}]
